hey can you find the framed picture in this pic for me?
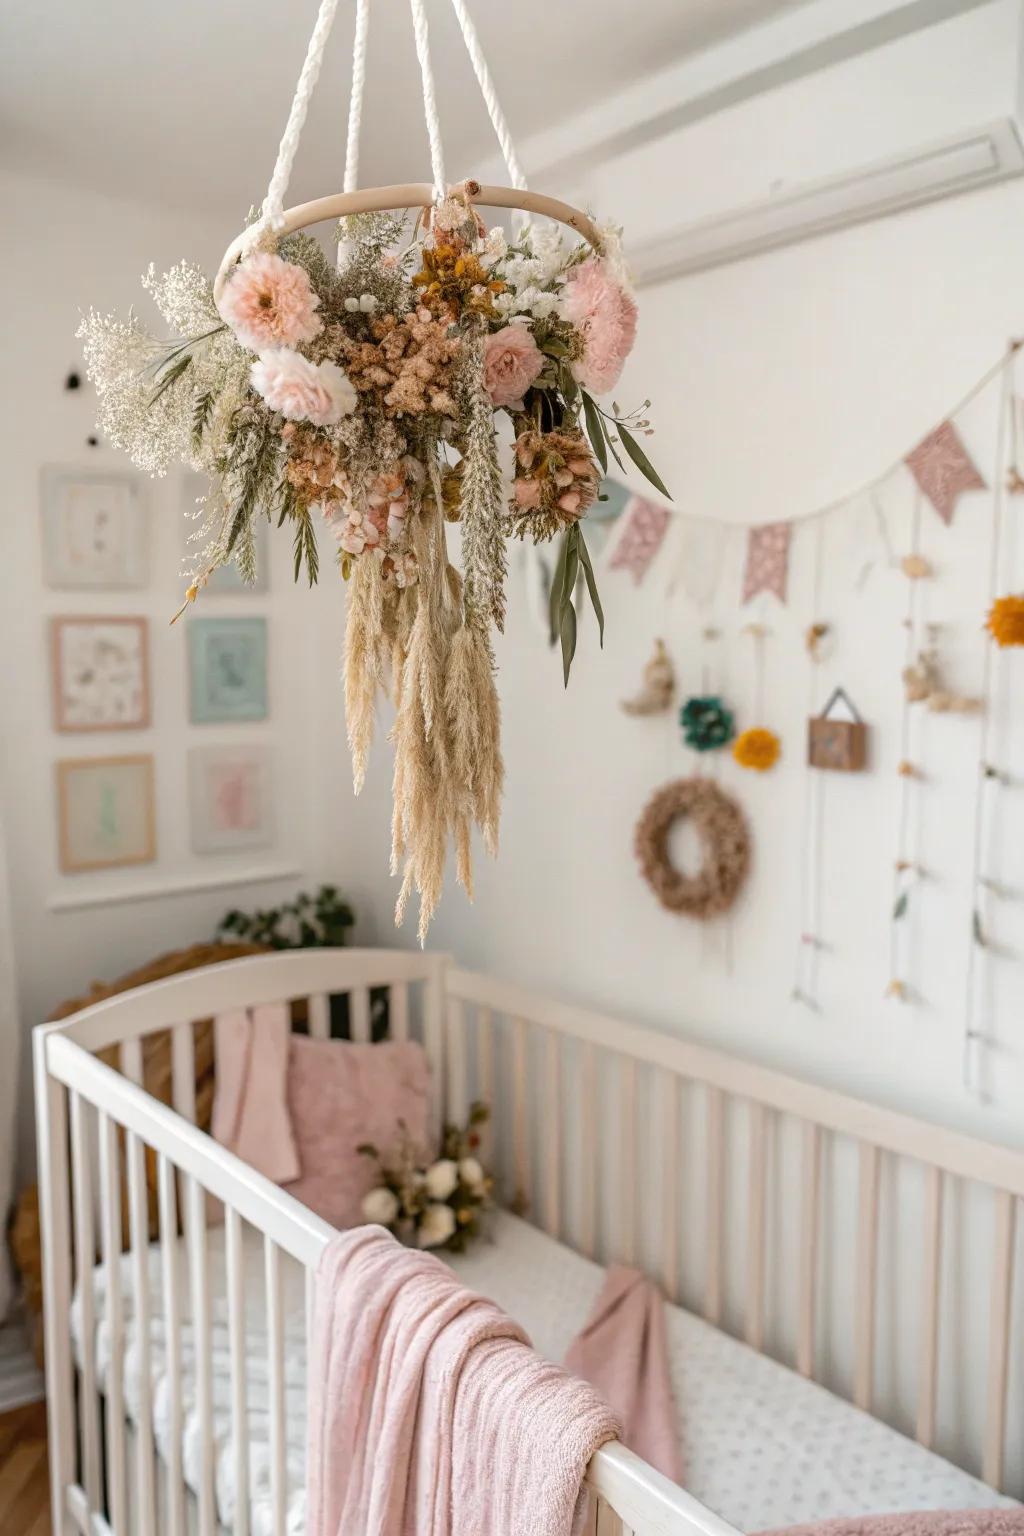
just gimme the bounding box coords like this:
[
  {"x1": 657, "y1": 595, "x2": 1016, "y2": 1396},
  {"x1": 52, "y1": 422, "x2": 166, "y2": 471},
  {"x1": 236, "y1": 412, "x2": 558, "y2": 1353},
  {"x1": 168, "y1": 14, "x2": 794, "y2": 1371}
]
[
  {"x1": 42, "y1": 466, "x2": 148, "y2": 589},
  {"x1": 188, "y1": 617, "x2": 268, "y2": 724},
  {"x1": 56, "y1": 755, "x2": 156, "y2": 873},
  {"x1": 188, "y1": 745, "x2": 273, "y2": 853},
  {"x1": 50, "y1": 616, "x2": 150, "y2": 732},
  {"x1": 182, "y1": 471, "x2": 269, "y2": 592}
]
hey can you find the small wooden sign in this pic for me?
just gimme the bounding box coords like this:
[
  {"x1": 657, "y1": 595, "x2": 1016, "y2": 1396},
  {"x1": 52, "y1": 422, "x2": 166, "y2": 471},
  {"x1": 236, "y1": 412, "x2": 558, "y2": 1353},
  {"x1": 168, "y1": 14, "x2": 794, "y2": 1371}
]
[{"x1": 808, "y1": 687, "x2": 868, "y2": 772}]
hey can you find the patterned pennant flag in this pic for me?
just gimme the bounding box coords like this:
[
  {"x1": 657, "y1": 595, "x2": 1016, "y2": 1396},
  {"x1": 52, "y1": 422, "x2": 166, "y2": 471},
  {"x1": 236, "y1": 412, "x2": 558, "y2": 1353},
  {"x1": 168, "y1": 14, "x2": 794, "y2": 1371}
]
[
  {"x1": 667, "y1": 518, "x2": 730, "y2": 608},
  {"x1": 904, "y1": 420, "x2": 985, "y2": 525},
  {"x1": 742, "y1": 521, "x2": 791, "y2": 604},
  {"x1": 608, "y1": 496, "x2": 670, "y2": 585}
]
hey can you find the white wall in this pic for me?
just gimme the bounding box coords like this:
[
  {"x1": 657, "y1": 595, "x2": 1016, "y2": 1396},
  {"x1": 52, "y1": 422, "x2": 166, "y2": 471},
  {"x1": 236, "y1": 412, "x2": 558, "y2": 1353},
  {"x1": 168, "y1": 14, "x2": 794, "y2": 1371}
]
[
  {"x1": 338, "y1": 19, "x2": 1024, "y2": 1145},
  {"x1": 0, "y1": 168, "x2": 360, "y2": 1177}
]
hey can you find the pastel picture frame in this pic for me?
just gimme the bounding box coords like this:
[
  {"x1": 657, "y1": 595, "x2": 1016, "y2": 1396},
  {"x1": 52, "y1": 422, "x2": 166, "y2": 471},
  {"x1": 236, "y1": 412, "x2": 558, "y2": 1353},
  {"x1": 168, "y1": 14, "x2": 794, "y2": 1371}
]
[
  {"x1": 188, "y1": 616, "x2": 268, "y2": 724},
  {"x1": 188, "y1": 744, "x2": 274, "y2": 853},
  {"x1": 50, "y1": 615, "x2": 151, "y2": 732},
  {"x1": 42, "y1": 465, "x2": 148, "y2": 589},
  {"x1": 56, "y1": 754, "x2": 156, "y2": 873}
]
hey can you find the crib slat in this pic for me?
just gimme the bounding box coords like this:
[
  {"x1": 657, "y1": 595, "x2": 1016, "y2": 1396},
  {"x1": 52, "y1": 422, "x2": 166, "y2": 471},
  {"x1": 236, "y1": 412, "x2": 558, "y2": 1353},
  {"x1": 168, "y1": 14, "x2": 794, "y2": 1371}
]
[
  {"x1": 156, "y1": 1154, "x2": 186, "y2": 1536},
  {"x1": 983, "y1": 1190, "x2": 1016, "y2": 1489},
  {"x1": 580, "y1": 1041, "x2": 598, "y2": 1260},
  {"x1": 704, "y1": 1086, "x2": 725, "y2": 1325},
  {"x1": 98, "y1": 1109, "x2": 127, "y2": 1534},
  {"x1": 596, "y1": 1496, "x2": 625, "y2": 1536},
  {"x1": 126, "y1": 1132, "x2": 156, "y2": 1534},
  {"x1": 854, "y1": 1142, "x2": 881, "y2": 1411},
  {"x1": 544, "y1": 1030, "x2": 561, "y2": 1240},
  {"x1": 307, "y1": 992, "x2": 330, "y2": 1040},
  {"x1": 187, "y1": 1175, "x2": 216, "y2": 1536},
  {"x1": 916, "y1": 1165, "x2": 944, "y2": 1449},
  {"x1": 266, "y1": 1237, "x2": 288, "y2": 1536},
  {"x1": 305, "y1": 1264, "x2": 317, "y2": 1385},
  {"x1": 659, "y1": 1073, "x2": 680, "y2": 1302},
  {"x1": 512, "y1": 1018, "x2": 531, "y2": 1211},
  {"x1": 170, "y1": 1022, "x2": 197, "y2": 1121},
  {"x1": 225, "y1": 1206, "x2": 250, "y2": 1536},
  {"x1": 619, "y1": 1057, "x2": 637, "y2": 1266},
  {"x1": 447, "y1": 996, "x2": 468, "y2": 1123},
  {"x1": 797, "y1": 1122, "x2": 821, "y2": 1378},
  {"x1": 745, "y1": 1102, "x2": 768, "y2": 1350},
  {"x1": 389, "y1": 981, "x2": 409, "y2": 1042},
  {"x1": 69, "y1": 1092, "x2": 102, "y2": 1514},
  {"x1": 424, "y1": 971, "x2": 445, "y2": 1142},
  {"x1": 120, "y1": 1036, "x2": 144, "y2": 1085},
  {"x1": 476, "y1": 1006, "x2": 494, "y2": 1161},
  {"x1": 349, "y1": 985, "x2": 371, "y2": 1043}
]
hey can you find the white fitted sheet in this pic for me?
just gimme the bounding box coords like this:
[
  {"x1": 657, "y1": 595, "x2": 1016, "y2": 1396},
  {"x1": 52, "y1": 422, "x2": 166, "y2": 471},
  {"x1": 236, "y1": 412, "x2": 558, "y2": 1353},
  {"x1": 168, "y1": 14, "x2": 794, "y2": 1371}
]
[{"x1": 71, "y1": 1210, "x2": 1012, "y2": 1535}]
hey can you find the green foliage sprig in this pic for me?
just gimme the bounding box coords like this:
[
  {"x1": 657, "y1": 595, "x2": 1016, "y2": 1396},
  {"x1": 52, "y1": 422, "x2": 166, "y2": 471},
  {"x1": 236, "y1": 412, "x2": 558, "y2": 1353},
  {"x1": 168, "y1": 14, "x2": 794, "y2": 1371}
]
[{"x1": 216, "y1": 884, "x2": 355, "y2": 950}]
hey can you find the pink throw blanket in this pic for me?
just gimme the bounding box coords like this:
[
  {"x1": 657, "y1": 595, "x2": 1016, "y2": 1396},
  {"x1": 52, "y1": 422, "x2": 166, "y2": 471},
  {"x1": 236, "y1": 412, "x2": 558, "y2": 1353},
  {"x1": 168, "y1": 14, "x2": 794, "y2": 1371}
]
[
  {"x1": 210, "y1": 1002, "x2": 300, "y2": 1183},
  {"x1": 564, "y1": 1263, "x2": 683, "y2": 1484},
  {"x1": 757, "y1": 1514, "x2": 1024, "y2": 1536},
  {"x1": 306, "y1": 1226, "x2": 622, "y2": 1536}
]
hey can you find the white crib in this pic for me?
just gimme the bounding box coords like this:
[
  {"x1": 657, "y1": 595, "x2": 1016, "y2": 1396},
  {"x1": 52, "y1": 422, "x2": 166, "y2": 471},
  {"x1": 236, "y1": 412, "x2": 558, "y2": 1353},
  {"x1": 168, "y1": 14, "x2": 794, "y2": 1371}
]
[{"x1": 33, "y1": 948, "x2": 1024, "y2": 1536}]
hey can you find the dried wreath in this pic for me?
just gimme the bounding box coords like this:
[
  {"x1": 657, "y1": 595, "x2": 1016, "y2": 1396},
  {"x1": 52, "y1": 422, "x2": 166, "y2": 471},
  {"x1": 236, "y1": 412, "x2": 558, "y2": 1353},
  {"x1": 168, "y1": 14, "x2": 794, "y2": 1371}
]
[
  {"x1": 634, "y1": 779, "x2": 751, "y2": 920},
  {"x1": 78, "y1": 190, "x2": 667, "y2": 941}
]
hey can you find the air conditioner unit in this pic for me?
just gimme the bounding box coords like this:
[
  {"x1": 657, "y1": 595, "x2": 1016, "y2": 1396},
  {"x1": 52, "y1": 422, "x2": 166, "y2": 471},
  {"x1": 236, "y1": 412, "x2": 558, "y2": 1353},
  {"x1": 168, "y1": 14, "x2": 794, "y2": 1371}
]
[{"x1": 629, "y1": 118, "x2": 1024, "y2": 286}]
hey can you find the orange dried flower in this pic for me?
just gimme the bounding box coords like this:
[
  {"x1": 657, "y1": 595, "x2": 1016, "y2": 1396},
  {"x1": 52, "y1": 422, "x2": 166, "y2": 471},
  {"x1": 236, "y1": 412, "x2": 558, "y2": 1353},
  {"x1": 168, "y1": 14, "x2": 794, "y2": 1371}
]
[
  {"x1": 986, "y1": 593, "x2": 1024, "y2": 647},
  {"x1": 508, "y1": 429, "x2": 599, "y2": 542},
  {"x1": 732, "y1": 727, "x2": 781, "y2": 772}
]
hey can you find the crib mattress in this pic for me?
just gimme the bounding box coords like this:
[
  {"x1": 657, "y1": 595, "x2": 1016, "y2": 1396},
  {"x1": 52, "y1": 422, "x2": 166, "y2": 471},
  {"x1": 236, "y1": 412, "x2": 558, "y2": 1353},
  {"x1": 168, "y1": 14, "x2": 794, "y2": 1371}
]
[{"x1": 71, "y1": 1211, "x2": 1011, "y2": 1536}]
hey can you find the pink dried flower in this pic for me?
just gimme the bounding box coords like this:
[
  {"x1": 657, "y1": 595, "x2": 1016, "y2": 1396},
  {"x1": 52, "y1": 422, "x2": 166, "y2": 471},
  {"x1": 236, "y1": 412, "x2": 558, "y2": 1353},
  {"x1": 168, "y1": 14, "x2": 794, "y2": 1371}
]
[
  {"x1": 560, "y1": 256, "x2": 637, "y2": 396},
  {"x1": 482, "y1": 324, "x2": 544, "y2": 408},
  {"x1": 217, "y1": 252, "x2": 323, "y2": 351},
  {"x1": 251, "y1": 350, "x2": 356, "y2": 426}
]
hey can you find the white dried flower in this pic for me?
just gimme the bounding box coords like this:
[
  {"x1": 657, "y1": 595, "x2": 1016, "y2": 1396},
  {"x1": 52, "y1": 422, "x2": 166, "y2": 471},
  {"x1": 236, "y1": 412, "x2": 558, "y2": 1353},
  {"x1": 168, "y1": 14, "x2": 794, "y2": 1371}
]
[
  {"x1": 142, "y1": 261, "x2": 219, "y2": 335},
  {"x1": 458, "y1": 1156, "x2": 485, "y2": 1191},
  {"x1": 418, "y1": 1202, "x2": 457, "y2": 1248},
  {"x1": 424, "y1": 1158, "x2": 458, "y2": 1200},
  {"x1": 361, "y1": 1187, "x2": 400, "y2": 1225}
]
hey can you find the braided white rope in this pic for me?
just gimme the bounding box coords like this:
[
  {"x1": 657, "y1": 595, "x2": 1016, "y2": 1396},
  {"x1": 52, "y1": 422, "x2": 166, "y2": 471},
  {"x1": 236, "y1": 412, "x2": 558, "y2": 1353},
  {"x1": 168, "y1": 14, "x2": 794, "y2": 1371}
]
[
  {"x1": 261, "y1": 0, "x2": 344, "y2": 231},
  {"x1": 408, "y1": 0, "x2": 448, "y2": 201},
  {"x1": 343, "y1": 0, "x2": 370, "y2": 194},
  {"x1": 448, "y1": 0, "x2": 526, "y2": 189}
]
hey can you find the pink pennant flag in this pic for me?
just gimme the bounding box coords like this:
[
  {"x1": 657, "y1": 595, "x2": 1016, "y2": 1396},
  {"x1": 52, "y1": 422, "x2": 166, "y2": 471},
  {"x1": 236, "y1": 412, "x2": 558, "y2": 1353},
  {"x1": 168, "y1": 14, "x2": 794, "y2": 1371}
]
[
  {"x1": 904, "y1": 420, "x2": 985, "y2": 525},
  {"x1": 742, "y1": 521, "x2": 791, "y2": 604},
  {"x1": 609, "y1": 496, "x2": 670, "y2": 585}
]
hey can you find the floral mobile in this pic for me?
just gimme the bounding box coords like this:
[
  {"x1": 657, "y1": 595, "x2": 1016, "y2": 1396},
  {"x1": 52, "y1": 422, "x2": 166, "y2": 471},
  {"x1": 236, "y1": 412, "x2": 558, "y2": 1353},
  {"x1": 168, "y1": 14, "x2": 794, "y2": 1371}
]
[
  {"x1": 77, "y1": 0, "x2": 667, "y2": 944},
  {"x1": 358, "y1": 1103, "x2": 493, "y2": 1254}
]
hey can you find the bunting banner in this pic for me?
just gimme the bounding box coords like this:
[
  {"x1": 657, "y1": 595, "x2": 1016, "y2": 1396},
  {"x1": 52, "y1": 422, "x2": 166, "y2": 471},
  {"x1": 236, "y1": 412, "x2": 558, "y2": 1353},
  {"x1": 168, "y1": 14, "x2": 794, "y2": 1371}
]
[
  {"x1": 904, "y1": 420, "x2": 985, "y2": 525},
  {"x1": 608, "y1": 496, "x2": 671, "y2": 585},
  {"x1": 667, "y1": 518, "x2": 730, "y2": 608},
  {"x1": 742, "y1": 520, "x2": 791, "y2": 604}
]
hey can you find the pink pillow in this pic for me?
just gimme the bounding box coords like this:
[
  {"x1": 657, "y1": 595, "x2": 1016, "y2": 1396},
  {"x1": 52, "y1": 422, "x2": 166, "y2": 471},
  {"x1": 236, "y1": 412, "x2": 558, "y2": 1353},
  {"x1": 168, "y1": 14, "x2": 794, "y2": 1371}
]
[{"x1": 282, "y1": 1036, "x2": 431, "y2": 1229}]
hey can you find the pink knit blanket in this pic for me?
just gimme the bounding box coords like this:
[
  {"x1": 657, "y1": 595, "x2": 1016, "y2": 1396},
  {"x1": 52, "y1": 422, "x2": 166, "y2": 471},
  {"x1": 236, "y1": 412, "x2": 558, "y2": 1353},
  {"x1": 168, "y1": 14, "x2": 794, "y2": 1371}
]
[
  {"x1": 564, "y1": 1263, "x2": 683, "y2": 1484},
  {"x1": 757, "y1": 1512, "x2": 1024, "y2": 1536},
  {"x1": 306, "y1": 1226, "x2": 622, "y2": 1536}
]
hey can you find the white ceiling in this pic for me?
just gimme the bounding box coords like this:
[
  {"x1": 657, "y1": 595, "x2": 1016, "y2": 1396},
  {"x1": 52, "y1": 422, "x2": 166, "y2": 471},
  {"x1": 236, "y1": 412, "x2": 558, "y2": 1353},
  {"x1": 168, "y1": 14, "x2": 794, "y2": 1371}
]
[{"x1": 2, "y1": 0, "x2": 805, "y2": 220}]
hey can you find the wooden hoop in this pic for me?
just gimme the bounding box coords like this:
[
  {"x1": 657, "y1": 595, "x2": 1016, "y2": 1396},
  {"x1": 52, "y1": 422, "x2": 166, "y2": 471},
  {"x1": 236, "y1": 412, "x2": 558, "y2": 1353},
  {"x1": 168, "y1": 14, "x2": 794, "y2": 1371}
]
[{"x1": 213, "y1": 181, "x2": 600, "y2": 302}]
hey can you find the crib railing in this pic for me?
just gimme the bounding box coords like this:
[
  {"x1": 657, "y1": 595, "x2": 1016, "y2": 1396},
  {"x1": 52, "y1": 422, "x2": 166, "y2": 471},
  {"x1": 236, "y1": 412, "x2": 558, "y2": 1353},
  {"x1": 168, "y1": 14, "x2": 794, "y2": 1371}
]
[
  {"x1": 444, "y1": 966, "x2": 1024, "y2": 1498},
  {"x1": 35, "y1": 948, "x2": 721, "y2": 1536}
]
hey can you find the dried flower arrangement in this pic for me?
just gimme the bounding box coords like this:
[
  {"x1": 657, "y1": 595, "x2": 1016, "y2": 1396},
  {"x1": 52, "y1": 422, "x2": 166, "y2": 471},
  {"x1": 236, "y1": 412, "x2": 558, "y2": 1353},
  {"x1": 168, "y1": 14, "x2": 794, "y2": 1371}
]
[
  {"x1": 358, "y1": 1101, "x2": 493, "y2": 1254},
  {"x1": 78, "y1": 191, "x2": 666, "y2": 941}
]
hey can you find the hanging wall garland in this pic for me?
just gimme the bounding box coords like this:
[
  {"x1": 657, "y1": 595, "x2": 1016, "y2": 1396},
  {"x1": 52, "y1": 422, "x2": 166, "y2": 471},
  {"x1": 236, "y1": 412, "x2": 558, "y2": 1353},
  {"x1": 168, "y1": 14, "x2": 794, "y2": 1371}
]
[
  {"x1": 634, "y1": 778, "x2": 751, "y2": 920},
  {"x1": 76, "y1": 0, "x2": 669, "y2": 943}
]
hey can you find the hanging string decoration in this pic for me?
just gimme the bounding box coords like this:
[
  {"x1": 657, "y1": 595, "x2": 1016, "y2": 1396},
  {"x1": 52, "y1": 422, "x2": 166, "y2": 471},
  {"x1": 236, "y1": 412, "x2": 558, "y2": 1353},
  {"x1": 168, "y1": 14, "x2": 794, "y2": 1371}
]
[
  {"x1": 680, "y1": 696, "x2": 735, "y2": 752},
  {"x1": 742, "y1": 521, "x2": 792, "y2": 604},
  {"x1": 621, "y1": 638, "x2": 675, "y2": 716},
  {"x1": 635, "y1": 778, "x2": 750, "y2": 919},
  {"x1": 904, "y1": 420, "x2": 986, "y2": 526},
  {"x1": 807, "y1": 687, "x2": 868, "y2": 771},
  {"x1": 75, "y1": 0, "x2": 669, "y2": 942},
  {"x1": 733, "y1": 621, "x2": 781, "y2": 771}
]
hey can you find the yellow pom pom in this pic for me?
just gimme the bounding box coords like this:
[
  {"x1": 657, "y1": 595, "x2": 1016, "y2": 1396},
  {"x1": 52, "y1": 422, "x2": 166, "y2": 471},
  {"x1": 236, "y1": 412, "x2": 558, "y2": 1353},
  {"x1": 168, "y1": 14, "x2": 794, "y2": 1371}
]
[
  {"x1": 732, "y1": 727, "x2": 781, "y2": 772},
  {"x1": 986, "y1": 593, "x2": 1024, "y2": 647}
]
